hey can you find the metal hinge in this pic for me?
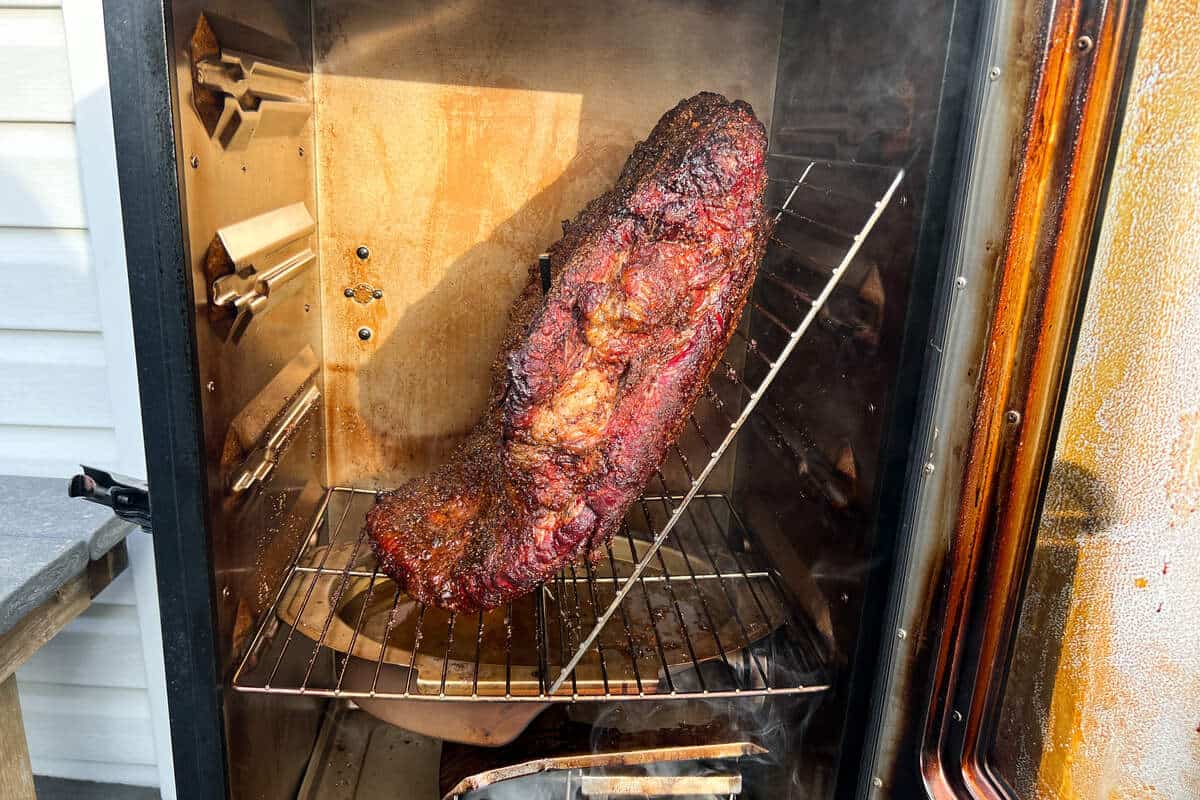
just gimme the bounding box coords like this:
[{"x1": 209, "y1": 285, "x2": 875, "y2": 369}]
[{"x1": 69, "y1": 465, "x2": 152, "y2": 531}]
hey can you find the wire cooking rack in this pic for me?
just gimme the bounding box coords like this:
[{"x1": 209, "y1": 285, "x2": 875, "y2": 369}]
[{"x1": 232, "y1": 156, "x2": 904, "y2": 702}]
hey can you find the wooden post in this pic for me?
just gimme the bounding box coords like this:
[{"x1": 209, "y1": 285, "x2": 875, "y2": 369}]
[{"x1": 0, "y1": 674, "x2": 35, "y2": 799}]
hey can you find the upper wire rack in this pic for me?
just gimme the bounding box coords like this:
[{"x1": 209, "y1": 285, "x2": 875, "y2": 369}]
[{"x1": 548, "y1": 156, "x2": 904, "y2": 691}]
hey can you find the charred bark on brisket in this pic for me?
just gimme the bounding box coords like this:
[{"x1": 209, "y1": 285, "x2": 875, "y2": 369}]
[{"x1": 367, "y1": 92, "x2": 769, "y2": 612}]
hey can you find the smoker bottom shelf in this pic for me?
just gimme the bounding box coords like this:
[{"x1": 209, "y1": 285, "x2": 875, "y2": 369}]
[{"x1": 233, "y1": 487, "x2": 831, "y2": 702}]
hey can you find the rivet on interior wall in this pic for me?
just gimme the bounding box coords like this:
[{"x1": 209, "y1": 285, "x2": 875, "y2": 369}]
[
  {"x1": 190, "y1": 154, "x2": 199, "y2": 168},
  {"x1": 989, "y1": 66, "x2": 1001, "y2": 80},
  {"x1": 1076, "y1": 35, "x2": 1094, "y2": 52},
  {"x1": 356, "y1": 246, "x2": 370, "y2": 260},
  {"x1": 358, "y1": 327, "x2": 373, "y2": 341}
]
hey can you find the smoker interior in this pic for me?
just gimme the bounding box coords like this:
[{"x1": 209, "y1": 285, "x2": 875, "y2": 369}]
[{"x1": 170, "y1": 1, "x2": 960, "y2": 797}]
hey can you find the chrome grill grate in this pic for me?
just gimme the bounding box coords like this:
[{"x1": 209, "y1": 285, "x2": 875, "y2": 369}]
[{"x1": 232, "y1": 156, "x2": 903, "y2": 702}]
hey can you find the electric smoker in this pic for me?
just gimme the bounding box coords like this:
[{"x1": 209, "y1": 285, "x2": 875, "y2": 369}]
[{"x1": 98, "y1": 0, "x2": 1142, "y2": 797}]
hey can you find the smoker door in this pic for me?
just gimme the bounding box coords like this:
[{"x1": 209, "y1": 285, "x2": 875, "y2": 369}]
[
  {"x1": 986, "y1": 7, "x2": 1200, "y2": 797},
  {"x1": 858, "y1": 1, "x2": 1149, "y2": 798}
]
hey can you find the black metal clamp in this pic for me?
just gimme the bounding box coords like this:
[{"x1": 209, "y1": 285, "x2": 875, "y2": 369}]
[{"x1": 69, "y1": 465, "x2": 152, "y2": 532}]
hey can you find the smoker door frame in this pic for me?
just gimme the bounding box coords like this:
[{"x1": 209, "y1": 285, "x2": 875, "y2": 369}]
[{"x1": 103, "y1": 0, "x2": 230, "y2": 797}]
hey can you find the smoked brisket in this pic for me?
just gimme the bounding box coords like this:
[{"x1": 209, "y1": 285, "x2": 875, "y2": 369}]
[{"x1": 367, "y1": 92, "x2": 769, "y2": 612}]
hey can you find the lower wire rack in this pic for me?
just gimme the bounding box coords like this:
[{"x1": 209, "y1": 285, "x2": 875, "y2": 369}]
[{"x1": 233, "y1": 486, "x2": 831, "y2": 701}]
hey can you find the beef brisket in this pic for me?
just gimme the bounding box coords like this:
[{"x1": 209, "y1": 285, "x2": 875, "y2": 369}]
[{"x1": 367, "y1": 92, "x2": 769, "y2": 612}]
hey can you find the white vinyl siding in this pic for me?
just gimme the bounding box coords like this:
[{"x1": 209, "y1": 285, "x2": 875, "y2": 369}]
[
  {"x1": 0, "y1": 123, "x2": 88, "y2": 227},
  {"x1": 0, "y1": 331, "x2": 111, "y2": 427},
  {"x1": 0, "y1": 425, "x2": 118, "y2": 479},
  {"x1": 0, "y1": 4, "x2": 105, "y2": 479},
  {"x1": 0, "y1": 0, "x2": 173, "y2": 795},
  {"x1": 0, "y1": 9, "x2": 74, "y2": 122},
  {"x1": 0, "y1": 229, "x2": 102, "y2": 331}
]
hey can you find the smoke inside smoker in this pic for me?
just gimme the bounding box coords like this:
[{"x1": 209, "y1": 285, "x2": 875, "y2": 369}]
[{"x1": 367, "y1": 92, "x2": 769, "y2": 612}]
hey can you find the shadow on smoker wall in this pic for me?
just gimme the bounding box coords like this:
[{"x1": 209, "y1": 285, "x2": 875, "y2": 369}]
[{"x1": 353, "y1": 143, "x2": 629, "y2": 480}]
